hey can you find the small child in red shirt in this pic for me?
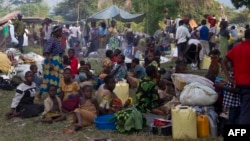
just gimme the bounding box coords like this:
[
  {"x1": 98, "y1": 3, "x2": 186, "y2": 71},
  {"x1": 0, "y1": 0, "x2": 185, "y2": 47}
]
[{"x1": 68, "y1": 49, "x2": 79, "y2": 78}]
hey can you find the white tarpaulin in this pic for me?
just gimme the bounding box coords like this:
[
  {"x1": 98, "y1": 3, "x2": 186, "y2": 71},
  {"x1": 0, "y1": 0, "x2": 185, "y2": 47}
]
[{"x1": 88, "y1": 5, "x2": 145, "y2": 23}]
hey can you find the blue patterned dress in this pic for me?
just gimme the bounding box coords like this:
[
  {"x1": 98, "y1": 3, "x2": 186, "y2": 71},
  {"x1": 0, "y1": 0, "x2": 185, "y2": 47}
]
[{"x1": 40, "y1": 37, "x2": 64, "y2": 95}]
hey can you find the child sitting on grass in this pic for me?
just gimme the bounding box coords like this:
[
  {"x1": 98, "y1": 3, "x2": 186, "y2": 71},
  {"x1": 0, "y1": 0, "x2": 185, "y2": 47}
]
[
  {"x1": 157, "y1": 79, "x2": 173, "y2": 102},
  {"x1": 30, "y1": 64, "x2": 43, "y2": 101},
  {"x1": 6, "y1": 71, "x2": 44, "y2": 119},
  {"x1": 94, "y1": 66, "x2": 111, "y2": 90},
  {"x1": 78, "y1": 61, "x2": 94, "y2": 88},
  {"x1": 60, "y1": 68, "x2": 81, "y2": 112},
  {"x1": 73, "y1": 85, "x2": 98, "y2": 130},
  {"x1": 63, "y1": 85, "x2": 98, "y2": 134},
  {"x1": 77, "y1": 60, "x2": 87, "y2": 81},
  {"x1": 38, "y1": 85, "x2": 65, "y2": 123},
  {"x1": 130, "y1": 58, "x2": 146, "y2": 79},
  {"x1": 144, "y1": 51, "x2": 159, "y2": 68}
]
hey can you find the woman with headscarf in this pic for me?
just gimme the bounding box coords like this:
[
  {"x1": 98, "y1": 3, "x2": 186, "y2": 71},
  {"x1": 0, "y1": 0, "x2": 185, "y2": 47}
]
[{"x1": 38, "y1": 25, "x2": 64, "y2": 100}]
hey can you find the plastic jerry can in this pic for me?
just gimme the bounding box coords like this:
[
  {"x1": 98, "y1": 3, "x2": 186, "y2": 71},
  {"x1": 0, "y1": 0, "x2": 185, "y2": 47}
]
[
  {"x1": 207, "y1": 114, "x2": 218, "y2": 137},
  {"x1": 201, "y1": 56, "x2": 211, "y2": 69},
  {"x1": 197, "y1": 115, "x2": 210, "y2": 138},
  {"x1": 171, "y1": 106, "x2": 197, "y2": 139},
  {"x1": 205, "y1": 106, "x2": 218, "y2": 137}
]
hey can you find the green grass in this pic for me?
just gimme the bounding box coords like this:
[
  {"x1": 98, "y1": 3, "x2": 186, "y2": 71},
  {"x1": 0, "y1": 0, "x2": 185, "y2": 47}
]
[
  {"x1": 0, "y1": 85, "x2": 223, "y2": 141},
  {"x1": 24, "y1": 45, "x2": 44, "y2": 55},
  {"x1": 0, "y1": 45, "x2": 224, "y2": 141}
]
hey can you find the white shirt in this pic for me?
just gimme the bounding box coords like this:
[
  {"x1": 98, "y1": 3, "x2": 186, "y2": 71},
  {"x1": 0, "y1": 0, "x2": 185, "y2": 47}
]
[
  {"x1": 70, "y1": 26, "x2": 80, "y2": 37},
  {"x1": 42, "y1": 24, "x2": 53, "y2": 40},
  {"x1": 175, "y1": 25, "x2": 191, "y2": 44},
  {"x1": 11, "y1": 82, "x2": 36, "y2": 108},
  {"x1": 175, "y1": 18, "x2": 182, "y2": 29},
  {"x1": 209, "y1": 26, "x2": 217, "y2": 43},
  {"x1": 188, "y1": 39, "x2": 201, "y2": 46}
]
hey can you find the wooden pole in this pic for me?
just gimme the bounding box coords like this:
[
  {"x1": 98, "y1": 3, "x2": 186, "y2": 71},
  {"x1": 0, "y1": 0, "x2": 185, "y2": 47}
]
[{"x1": 77, "y1": 3, "x2": 80, "y2": 24}]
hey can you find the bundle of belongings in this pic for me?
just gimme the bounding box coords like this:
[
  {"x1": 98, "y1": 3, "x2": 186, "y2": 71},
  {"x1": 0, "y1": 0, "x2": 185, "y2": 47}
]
[
  {"x1": 0, "y1": 52, "x2": 16, "y2": 90},
  {"x1": 169, "y1": 73, "x2": 219, "y2": 139},
  {"x1": 0, "y1": 52, "x2": 12, "y2": 73},
  {"x1": 171, "y1": 73, "x2": 217, "y2": 106},
  {"x1": 1, "y1": 48, "x2": 44, "y2": 82}
]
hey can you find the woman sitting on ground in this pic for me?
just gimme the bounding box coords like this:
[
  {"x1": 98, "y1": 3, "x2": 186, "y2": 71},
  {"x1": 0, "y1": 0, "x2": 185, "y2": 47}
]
[
  {"x1": 95, "y1": 75, "x2": 130, "y2": 115},
  {"x1": 135, "y1": 65, "x2": 164, "y2": 115}
]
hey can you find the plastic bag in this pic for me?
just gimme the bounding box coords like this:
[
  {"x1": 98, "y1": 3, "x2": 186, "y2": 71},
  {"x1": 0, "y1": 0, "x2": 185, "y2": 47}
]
[{"x1": 180, "y1": 82, "x2": 218, "y2": 106}]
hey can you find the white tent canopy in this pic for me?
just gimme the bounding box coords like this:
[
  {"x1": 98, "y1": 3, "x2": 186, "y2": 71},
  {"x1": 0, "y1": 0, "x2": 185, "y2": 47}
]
[{"x1": 88, "y1": 5, "x2": 145, "y2": 23}]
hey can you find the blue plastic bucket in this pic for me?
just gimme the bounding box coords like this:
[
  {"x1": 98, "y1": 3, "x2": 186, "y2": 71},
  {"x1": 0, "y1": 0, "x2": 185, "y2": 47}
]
[{"x1": 94, "y1": 114, "x2": 116, "y2": 130}]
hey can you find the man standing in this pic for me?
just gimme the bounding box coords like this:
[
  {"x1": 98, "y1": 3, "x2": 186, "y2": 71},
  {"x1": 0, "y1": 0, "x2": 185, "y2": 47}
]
[
  {"x1": 175, "y1": 20, "x2": 191, "y2": 61},
  {"x1": 222, "y1": 29, "x2": 250, "y2": 124},
  {"x1": 41, "y1": 18, "x2": 53, "y2": 51},
  {"x1": 196, "y1": 19, "x2": 210, "y2": 61},
  {"x1": 69, "y1": 24, "x2": 80, "y2": 48},
  {"x1": 14, "y1": 13, "x2": 25, "y2": 53}
]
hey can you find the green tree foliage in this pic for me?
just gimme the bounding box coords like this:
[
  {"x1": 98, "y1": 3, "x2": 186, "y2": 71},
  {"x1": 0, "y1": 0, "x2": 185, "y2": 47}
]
[
  {"x1": 177, "y1": 0, "x2": 222, "y2": 23},
  {"x1": 53, "y1": 0, "x2": 98, "y2": 21},
  {"x1": 132, "y1": 0, "x2": 178, "y2": 35},
  {"x1": 231, "y1": 0, "x2": 250, "y2": 9},
  {"x1": 15, "y1": 3, "x2": 50, "y2": 17},
  {"x1": 0, "y1": 0, "x2": 10, "y2": 17},
  {"x1": 229, "y1": 9, "x2": 250, "y2": 24},
  {"x1": 131, "y1": 0, "x2": 224, "y2": 35},
  {"x1": 97, "y1": 0, "x2": 127, "y2": 10}
]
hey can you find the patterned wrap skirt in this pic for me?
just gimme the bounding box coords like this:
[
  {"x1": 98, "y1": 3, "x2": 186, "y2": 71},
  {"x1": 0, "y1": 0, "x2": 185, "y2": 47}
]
[{"x1": 40, "y1": 54, "x2": 63, "y2": 95}]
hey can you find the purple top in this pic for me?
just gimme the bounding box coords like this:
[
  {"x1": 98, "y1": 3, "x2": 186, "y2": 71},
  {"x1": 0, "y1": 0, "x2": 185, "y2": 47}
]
[{"x1": 44, "y1": 37, "x2": 64, "y2": 54}]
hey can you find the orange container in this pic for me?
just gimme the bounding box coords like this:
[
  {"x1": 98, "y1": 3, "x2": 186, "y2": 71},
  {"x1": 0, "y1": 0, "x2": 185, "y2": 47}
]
[{"x1": 197, "y1": 115, "x2": 210, "y2": 138}]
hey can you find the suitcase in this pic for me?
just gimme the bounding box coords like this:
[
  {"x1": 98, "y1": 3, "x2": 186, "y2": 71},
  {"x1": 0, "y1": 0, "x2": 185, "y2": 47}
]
[{"x1": 172, "y1": 106, "x2": 197, "y2": 139}]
